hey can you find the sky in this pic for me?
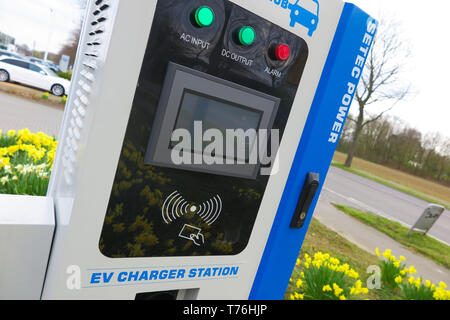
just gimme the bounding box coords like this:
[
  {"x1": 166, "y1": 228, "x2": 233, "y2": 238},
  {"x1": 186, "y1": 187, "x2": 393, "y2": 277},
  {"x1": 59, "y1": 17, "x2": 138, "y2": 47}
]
[
  {"x1": 349, "y1": 0, "x2": 450, "y2": 138},
  {"x1": 0, "y1": 0, "x2": 448, "y2": 138},
  {"x1": 0, "y1": 0, "x2": 86, "y2": 52}
]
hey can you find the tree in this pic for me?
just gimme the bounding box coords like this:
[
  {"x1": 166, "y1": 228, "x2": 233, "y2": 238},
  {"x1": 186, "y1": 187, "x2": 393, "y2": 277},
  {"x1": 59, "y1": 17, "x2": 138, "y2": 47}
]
[
  {"x1": 15, "y1": 43, "x2": 32, "y2": 57},
  {"x1": 57, "y1": 0, "x2": 87, "y2": 67},
  {"x1": 344, "y1": 17, "x2": 413, "y2": 167},
  {"x1": 58, "y1": 24, "x2": 81, "y2": 68}
]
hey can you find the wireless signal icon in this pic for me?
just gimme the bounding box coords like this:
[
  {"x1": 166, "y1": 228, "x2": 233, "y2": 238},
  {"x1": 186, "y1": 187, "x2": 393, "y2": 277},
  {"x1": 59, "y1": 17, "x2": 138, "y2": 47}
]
[
  {"x1": 196, "y1": 195, "x2": 223, "y2": 226},
  {"x1": 161, "y1": 191, "x2": 190, "y2": 224},
  {"x1": 161, "y1": 191, "x2": 222, "y2": 226}
]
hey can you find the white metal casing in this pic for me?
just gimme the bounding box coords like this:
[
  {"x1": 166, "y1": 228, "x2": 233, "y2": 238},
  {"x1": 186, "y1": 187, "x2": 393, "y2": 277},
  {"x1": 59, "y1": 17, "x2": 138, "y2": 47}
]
[
  {"x1": 0, "y1": 195, "x2": 54, "y2": 299},
  {"x1": 43, "y1": 0, "x2": 345, "y2": 299}
]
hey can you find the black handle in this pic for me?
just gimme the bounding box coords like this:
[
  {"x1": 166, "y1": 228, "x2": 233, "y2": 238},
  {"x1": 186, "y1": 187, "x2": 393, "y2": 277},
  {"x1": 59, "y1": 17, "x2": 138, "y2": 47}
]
[{"x1": 290, "y1": 172, "x2": 320, "y2": 229}]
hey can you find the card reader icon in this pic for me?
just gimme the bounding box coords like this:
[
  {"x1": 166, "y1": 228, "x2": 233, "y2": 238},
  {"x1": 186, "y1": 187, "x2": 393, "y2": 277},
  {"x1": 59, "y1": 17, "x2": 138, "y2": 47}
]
[
  {"x1": 179, "y1": 224, "x2": 205, "y2": 246},
  {"x1": 288, "y1": 0, "x2": 319, "y2": 36}
]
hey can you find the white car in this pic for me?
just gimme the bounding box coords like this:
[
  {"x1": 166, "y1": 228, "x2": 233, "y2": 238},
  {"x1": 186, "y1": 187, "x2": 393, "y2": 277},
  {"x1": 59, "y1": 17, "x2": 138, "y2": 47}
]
[
  {"x1": 0, "y1": 49, "x2": 23, "y2": 60},
  {"x1": 0, "y1": 57, "x2": 70, "y2": 96}
]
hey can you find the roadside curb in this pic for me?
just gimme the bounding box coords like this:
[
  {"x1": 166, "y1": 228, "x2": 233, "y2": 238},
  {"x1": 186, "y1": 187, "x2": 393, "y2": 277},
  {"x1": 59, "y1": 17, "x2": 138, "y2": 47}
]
[{"x1": 0, "y1": 82, "x2": 65, "y2": 109}]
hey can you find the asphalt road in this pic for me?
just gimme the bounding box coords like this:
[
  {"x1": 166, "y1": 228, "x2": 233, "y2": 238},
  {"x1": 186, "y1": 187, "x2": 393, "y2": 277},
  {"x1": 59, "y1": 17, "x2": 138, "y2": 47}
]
[
  {"x1": 0, "y1": 91, "x2": 64, "y2": 137},
  {"x1": 320, "y1": 166, "x2": 450, "y2": 245}
]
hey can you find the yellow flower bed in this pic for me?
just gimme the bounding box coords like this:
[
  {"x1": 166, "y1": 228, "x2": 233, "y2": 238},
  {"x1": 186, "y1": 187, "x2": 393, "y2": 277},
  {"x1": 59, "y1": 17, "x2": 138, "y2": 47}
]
[
  {"x1": 376, "y1": 247, "x2": 450, "y2": 300},
  {"x1": 289, "y1": 248, "x2": 450, "y2": 300},
  {"x1": 289, "y1": 251, "x2": 370, "y2": 300},
  {"x1": 0, "y1": 129, "x2": 57, "y2": 196}
]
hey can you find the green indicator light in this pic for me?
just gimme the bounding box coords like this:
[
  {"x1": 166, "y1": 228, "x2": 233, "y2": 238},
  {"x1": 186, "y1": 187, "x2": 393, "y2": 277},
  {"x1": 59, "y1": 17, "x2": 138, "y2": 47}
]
[
  {"x1": 238, "y1": 26, "x2": 256, "y2": 46},
  {"x1": 195, "y1": 6, "x2": 215, "y2": 27}
]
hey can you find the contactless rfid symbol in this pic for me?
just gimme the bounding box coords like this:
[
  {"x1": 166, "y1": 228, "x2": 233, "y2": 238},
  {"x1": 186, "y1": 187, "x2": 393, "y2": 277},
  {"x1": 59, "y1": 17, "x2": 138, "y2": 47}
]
[
  {"x1": 161, "y1": 191, "x2": 223, "y2": 226},
  {"x1": 179, "y1": 224, "x2": 205, "y2": 246},
  {"x1": 162, "y1": 191, "x2": 223, "y2": 246}
]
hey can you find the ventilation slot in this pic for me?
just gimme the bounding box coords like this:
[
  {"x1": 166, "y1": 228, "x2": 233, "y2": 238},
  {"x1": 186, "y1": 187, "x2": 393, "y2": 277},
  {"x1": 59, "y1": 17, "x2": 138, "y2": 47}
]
[
  {"x1": 91, "y1": 15, "x2": 108, "y2": 26},
  {"x1": 82, "y1": 60, "x2": 97, "y2": 70},
  {"x1": 89, "y1": 27, "x2": 105, "y2": 36},
  {"x1": 93, "y1": 3, "x2": 109, "y2": 15},
  {"x1": 87, "y1": 39, "x2": 101, "y2": 46},
  {"x1": 61, "y1": 0, "x2": 112, "y2": 186},
  {"x1": 84, "y1": 50, "x2": 99, "y2": 57},
  {"x1": 77, "y1": 80, "x2": 92, "y2": 93},
  {"x1": 80, "y1": 69, "x2": 95, "y2": 82}
]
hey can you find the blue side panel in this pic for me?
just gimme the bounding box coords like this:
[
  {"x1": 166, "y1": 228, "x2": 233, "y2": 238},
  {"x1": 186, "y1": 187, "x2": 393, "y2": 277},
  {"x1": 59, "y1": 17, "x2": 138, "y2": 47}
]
[{"x1": 249, "y1": 3, "x2": 377, "y2": 300}]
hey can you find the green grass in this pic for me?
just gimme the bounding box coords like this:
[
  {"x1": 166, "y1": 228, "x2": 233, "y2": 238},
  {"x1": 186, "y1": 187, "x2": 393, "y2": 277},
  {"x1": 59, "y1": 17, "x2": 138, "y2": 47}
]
[
  {"x1": 285, "y1": 218, "x2": 401, "y2": 300},
  {"x1": 333, "y1": 204, "x2": 450, "y2": 270},
  {"x1": 331, "y1": 162, "x2": 450, "y2": 210}
]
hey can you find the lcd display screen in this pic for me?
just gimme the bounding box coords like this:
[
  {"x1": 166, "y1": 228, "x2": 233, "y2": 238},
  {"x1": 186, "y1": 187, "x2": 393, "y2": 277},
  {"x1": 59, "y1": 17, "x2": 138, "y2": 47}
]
[{"x1": 172, "y1": 90, "x2": 263, "y2": 161}]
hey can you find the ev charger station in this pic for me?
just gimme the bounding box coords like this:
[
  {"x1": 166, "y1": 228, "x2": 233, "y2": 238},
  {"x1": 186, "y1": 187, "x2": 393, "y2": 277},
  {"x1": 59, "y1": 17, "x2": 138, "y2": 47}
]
[{"x1": 0, "y1": 0, "x2": 376, "y2": 300}]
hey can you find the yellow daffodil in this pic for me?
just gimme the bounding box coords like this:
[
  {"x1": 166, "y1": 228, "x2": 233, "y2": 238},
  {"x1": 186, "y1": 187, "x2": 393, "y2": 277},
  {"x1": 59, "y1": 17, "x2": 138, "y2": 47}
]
[
  {"x1": 294, "y1": 292, "x2": 304, "y2": 300},
  {"x1": 322, "y1": 285, "x2": 332, "y2": 292},
  {"x1": 346, "y1": 269, "x2": 359, "y2": 279},
  {"x1": 333, "y1": 283, "x2": 343, "y2": 297},
  {"x1": 330, "y1": 257, "x2": 340, "y2": 265},
  {"x1": 0, "y1": 157, "x2": 10, "y2": 169},
  {"x1": 415, "y1": 277, "x2": 422, "y2": 289},
  {"x1": 409, "y1": 266, "x2": 417, "y2": 274},
  {"x1": 383, "y1": 249, "x2": 392, "y2": 259},
  {"x1": 433, "y1": 287, "x2": 450, "y2": 300}
]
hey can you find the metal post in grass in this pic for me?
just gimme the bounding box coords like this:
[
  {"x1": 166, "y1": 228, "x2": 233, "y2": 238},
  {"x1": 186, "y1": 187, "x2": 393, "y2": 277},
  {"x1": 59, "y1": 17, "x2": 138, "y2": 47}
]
[{"x1": 408, "y1": 204, "x2": 445, "y2": 236}]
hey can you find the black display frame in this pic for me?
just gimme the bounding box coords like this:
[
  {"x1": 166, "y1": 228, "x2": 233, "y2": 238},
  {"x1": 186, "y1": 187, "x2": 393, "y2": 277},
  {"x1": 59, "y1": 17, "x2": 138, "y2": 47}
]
[{"x1": 144, "y1": 62, "x2": 280, "y2": 180}]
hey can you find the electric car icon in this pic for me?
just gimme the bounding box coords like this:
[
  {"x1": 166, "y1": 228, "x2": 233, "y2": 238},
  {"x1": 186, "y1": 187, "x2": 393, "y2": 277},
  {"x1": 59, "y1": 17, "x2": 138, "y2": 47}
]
[{"x1": 288, "y1": 0, "x2": 320, "y2": 36}]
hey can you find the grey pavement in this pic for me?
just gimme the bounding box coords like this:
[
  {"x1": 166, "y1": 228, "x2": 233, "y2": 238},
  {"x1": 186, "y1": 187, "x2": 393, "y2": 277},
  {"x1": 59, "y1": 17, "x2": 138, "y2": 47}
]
[
  {"x1": 0, "y1": 91, "x2": 64, "y2": 137},
  {"x1": 315, "y1": 198, "x2": 450, "y2": 284},
  {"x1": 321, "y1": 166, "x2": 450, "y2": 245}
]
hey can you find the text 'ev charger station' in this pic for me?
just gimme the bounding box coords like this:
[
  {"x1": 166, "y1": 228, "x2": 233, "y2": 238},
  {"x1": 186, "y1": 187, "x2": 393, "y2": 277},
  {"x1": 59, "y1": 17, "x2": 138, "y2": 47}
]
[{"x1": 0, "y1": 0, "x2": 377, "y2": 300}]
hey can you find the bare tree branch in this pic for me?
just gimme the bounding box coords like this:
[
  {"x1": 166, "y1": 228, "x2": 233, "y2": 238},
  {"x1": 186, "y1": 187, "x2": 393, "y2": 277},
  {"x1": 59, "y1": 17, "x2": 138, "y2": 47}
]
[{"x1": 344, "y1": 14, "x2": 414, "y2": 167}]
